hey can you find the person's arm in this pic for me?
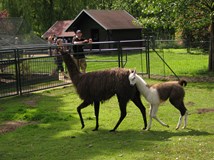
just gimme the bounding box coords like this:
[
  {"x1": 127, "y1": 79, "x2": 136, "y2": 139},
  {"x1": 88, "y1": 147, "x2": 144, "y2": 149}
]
[{"x1": 73, "y1": 39, "x2": 88, "y2": 44}]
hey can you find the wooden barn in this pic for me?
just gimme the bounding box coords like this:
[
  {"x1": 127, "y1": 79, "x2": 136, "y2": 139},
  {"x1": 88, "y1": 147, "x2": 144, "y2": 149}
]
[
  {"x1": 67, "y1": 10, "x2": 142, "y2": 44},
  {"x1": 42, "y1": 20, "x2": 75, "y2": 42}
]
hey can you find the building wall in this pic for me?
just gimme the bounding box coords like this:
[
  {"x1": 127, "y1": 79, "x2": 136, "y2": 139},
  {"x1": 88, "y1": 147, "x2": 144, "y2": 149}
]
[
  {"x1": 111, "y1": 29, "x2": 142, "y2": 41},
  {"x1": 111, "y1": 29, "x2": 142, "y2": 47},
  {"x1": 71, "y1": 15, "x2": 108, "y2": 42}
]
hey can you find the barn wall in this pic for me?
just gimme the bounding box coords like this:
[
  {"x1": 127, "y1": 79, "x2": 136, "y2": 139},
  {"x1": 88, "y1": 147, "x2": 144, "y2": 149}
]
[
  {"x1": 111, "y1": 29, "x2": 142, "y2": 41},
  {"x1": 111, "y1": 29, "x2": 142, "y2": 47},
  {"x1": 70, "y1": 15, "x2": 108, "y2": 42}
]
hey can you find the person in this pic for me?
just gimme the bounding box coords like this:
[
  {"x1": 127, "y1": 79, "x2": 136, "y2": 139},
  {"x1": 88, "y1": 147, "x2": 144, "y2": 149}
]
[
  {"x1": 88, "y1": 38, "x2": 93, "y2": 51},
  {"x1": 48, "y1": 35, "x2": 54, "y2": 56},
  {"x1": 48, "y1": 35, "x2": 54, "y2": 44},
  {"x1": 53, "y1": 39, "x2": 68, "y2": 79},
  {"x1": 53, "y1": 34, "x2": 57, "y2": 43},
  {"x1": 72, "y1": 30, "x2": 92, "y2": 73}
]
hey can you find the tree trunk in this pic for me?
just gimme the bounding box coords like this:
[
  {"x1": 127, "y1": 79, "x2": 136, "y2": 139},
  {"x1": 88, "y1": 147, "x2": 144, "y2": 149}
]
[
  {"x1": 208, "y1": 21, "x2": 214, "y2": 72},
  {"x1": 49, "y1": 0, "x2": 54, "y2": 26}
]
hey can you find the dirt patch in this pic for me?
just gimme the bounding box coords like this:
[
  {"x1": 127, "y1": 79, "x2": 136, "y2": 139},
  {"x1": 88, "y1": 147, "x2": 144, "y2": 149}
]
[
  {"x1": 149, "y1": 75, "x2": 214, "y2": 83},
  {"x1": 186, "y1": 101, "x2": 195, "y2": 107},
  {"x1": 24, "y1": 100, "x2": 37, "y2": 107},
  {"x1": 24, "y1": 96, "x2": 40, "y2": 107},
  {"x1": 0, "y1": 121, "x2": 36, "y2": 134},
  {"x1": 197, "y1": 108, "x2": 214, "y2": 114}
]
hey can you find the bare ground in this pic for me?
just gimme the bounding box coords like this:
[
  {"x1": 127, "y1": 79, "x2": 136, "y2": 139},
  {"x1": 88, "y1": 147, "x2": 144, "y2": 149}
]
[
  {"x1": 0, "y1": 121, "x2": 37, "y2": 134},
  {"x1": 197, "y1": 108, "x2": 214, "y2": 114},
  {"x1": 149, "y1": 75, "x2": 214, "y2": 83}
]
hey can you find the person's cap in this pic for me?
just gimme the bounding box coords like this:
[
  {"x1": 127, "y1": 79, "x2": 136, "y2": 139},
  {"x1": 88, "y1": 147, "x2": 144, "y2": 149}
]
[{"x1": 76, "y1": 30, "x2": 82, "y2": 33}]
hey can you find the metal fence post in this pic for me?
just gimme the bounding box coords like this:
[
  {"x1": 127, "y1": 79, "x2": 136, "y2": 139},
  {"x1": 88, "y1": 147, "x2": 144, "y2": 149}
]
[
  {"x1": 117, "y1": 41, "x2": 121, "y2": 68},
  {"x1": 146, "y1": 37, "x2": 150, "y2": 78},
  {"x1": 120, "y1": 41, "x2": 124, "y2": 68},
  {"x1": 14, "y1": 49, "x2": 21, "y2": 95}
]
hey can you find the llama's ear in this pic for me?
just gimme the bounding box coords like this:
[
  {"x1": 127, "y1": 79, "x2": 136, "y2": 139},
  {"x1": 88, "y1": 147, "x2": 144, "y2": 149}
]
[
  {"x1": 133, "y1": 69, "x2": 136, "y2": 75},
  {"x1": 130, "y1": 69, "x2": 134, "y2": 73}
]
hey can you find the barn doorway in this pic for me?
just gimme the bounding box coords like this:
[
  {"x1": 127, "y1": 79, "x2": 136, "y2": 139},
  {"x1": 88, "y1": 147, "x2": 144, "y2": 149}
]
[{"x1": 91, "y1": 29, "x2": 99, "y2": 49}]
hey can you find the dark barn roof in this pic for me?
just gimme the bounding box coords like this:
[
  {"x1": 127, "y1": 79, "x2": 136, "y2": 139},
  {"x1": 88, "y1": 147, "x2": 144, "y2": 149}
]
[
  {"x1": 71, "y1": 10, "x2": 142, "y2": 31},
  {"x1": 42, "y1": 20, "x2": 75, "y2": 39}
]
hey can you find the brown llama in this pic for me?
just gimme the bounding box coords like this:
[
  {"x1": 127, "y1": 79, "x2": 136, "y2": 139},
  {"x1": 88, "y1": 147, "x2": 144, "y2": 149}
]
[{"x1": 60, "y1": 52, "x2": 147, "y2": 131}]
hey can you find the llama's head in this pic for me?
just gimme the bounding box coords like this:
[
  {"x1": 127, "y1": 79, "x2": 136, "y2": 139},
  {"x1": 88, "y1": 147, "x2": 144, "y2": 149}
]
[{"x1": 128, "y1": 70, "x2": 137, "y2": 86}]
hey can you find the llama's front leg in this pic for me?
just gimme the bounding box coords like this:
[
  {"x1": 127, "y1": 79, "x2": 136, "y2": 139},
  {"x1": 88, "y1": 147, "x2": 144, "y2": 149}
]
[
  {"x1": 93, "y1": 101, "x2": 100, "y2": 131},
  {"x1": 151, "y1": 104, "x2": 169, "y2": 128},
  {"x1": 77, "y1": 101, "x2": 90, "y2": 129},
  {"x1": 146, "y1": 105, "x2": 153, "y2": 131},
  {"x1": 110, "y1": 96, "x2": 128, "y2": 132},
  {"x1": 131, "y1": 93, "x2": 147, "y2": 130},
  {"x1": 110, "y1": 106, "x2": 127, "y2": 132}
]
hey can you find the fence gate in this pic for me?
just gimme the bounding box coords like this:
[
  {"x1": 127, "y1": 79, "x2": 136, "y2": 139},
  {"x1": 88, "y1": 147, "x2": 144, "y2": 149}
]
[
  {"x1": 0, "y1": 47, "x2": 71, "y2": 98},
  {"x1": 0, "y1": 49, "x2": 19, "y2": 97}
]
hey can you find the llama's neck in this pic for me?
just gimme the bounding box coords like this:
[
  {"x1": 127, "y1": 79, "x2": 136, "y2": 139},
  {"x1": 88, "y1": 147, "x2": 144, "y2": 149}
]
[
  {"x1": 135, "y1": 74, "x2": 151, "y2": 98},
  {"x1": 61, "y1": 53, "x2": 81, "y2": 85}
]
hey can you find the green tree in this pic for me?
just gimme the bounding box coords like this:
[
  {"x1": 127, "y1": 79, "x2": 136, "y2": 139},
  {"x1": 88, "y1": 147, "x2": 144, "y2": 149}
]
[
  {"x1": 1, "y1": 0, "x2": 54, "y2": 34},
  {"x1": 1, "y1": 0, "x2": 213, "y2": 72},
  {"x1": 135, "y1": 0, "x2": 214, "y2": 72},
  {"x1": 1, "y1": 0, "x2": 95, "y2": 34},
  {"x1": 175, "y1": 0, "x2": 214, "y2": 71}
]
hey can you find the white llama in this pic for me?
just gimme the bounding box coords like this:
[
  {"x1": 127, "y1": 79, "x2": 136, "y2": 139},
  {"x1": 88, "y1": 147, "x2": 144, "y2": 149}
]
[{"x1": 129, "y1": 71, "x2": 188, "y2": 130}]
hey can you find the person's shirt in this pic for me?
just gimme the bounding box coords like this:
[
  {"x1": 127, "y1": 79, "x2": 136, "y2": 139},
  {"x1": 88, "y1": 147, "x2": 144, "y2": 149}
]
[
  {"x1": 53, "y1": 46, "x2": 63, "y2": 57},
  {"x1": 72, "y1": 36, "x2": 87, "y2": 59}
]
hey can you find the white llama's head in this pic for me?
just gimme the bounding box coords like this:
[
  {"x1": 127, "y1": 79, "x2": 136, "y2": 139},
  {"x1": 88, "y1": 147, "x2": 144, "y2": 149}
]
[{"x1": 128, "y1": 70, "x2": 137, "y2": 86}]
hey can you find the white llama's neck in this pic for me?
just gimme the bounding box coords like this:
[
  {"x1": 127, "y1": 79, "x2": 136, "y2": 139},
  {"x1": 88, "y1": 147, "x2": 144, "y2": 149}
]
[{"x1": 135, "y1": 74, "x2": 151, "y2": 98}]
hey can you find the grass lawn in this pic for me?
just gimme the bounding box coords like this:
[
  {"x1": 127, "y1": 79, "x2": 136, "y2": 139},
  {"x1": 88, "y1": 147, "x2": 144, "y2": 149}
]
[
  {"x1": 85, "y1": 49, "x2": 212, "y2": 77},
  {"x1": 0, "y1": 78, "x2": 213, "y2": 160}
]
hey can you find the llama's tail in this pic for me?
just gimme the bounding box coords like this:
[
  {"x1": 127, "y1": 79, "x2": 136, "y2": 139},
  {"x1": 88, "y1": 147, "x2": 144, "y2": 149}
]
[{"x1": 178, "y1": 80, "x2": 187, "y2": 87}]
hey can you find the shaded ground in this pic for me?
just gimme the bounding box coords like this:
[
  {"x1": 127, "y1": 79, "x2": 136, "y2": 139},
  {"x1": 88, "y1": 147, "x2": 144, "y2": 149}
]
[
  {"x1": 1, "y1": 108, "x2": 213, "y2": 134},
  {"x1": 1, "y1": 76, "x2": 213, "y2": 135}
]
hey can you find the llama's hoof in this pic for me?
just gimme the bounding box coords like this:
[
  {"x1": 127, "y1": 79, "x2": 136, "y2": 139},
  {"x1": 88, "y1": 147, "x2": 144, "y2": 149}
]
[
  {"x1": 145, "y1": 128, "x2": 150, "y2": 131},
  {"x1": 92, "y1": 128, "x2": 98, "y2": 131},
  {"x1": 166, "y1": 125, "x2": 169, "y2": 128},
  {"x1": 182, "y1": 126, "x2": 186, "y2": 129},
  {"x1": 143, "y1": 127, "x2": 147, "y2": 130},
  {"x1": 81, "y1": 125, "x2": 85, "y2": 129},
  {"x1": 175, "y1": 126, "x2": 180, "y2": 130},
  {"x1": 109, "y1": 129, "x2": 116, "y2": 132}
]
